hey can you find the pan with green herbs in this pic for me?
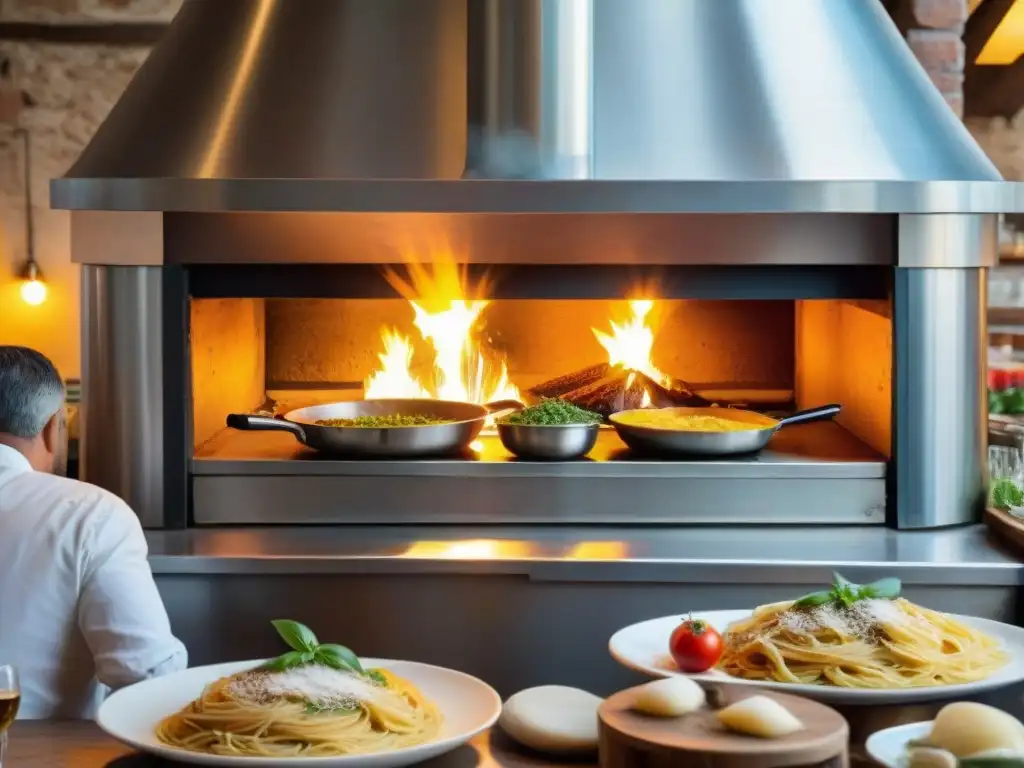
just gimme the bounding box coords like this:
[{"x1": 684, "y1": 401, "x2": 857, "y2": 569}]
[
  {"x1": 227, "y1": 398, "x2": 522, "y2": 458},
  {"x1": 496, "y1": 399, "x2": 604, "y2": 460}
]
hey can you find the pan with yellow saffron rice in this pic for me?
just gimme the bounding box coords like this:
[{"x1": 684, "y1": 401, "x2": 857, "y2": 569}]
[
  {"x1": 609, "y1": 403, "x2": 840, "y2": 456},
  {"x1": 608, "y1": 572, "x2": 1024, "y2": 705},
  {"x1": 95, "y1": 620, "x2": 501, "y2": 767}
]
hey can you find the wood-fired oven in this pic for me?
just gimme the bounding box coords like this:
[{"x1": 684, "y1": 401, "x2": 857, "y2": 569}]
[
  {"x1": 67, "y1": 209, "x2": 990, "y2": 530},
  {"x1": 51, "y1": 0, "x2": 1016, "y2": 532}
]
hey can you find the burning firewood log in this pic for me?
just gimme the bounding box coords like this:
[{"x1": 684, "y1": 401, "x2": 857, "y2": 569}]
[
  {"x1": 528, "y1": 363, "x2": 610, "y2": 400},
  {"x1": 529, "y1": 364, "x2": 711, "y2": 417},
  {"x1": 563, "y1": 371, "x2": 642, "y2": 417},
  {"x1": 647, "y1": 377, "x2": 712, "y2": 408}
]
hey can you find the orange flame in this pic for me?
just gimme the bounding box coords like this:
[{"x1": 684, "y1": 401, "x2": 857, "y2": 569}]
[
  {"x1": 363, "y1": 259, "x2": 520, "y2": 404},
  {"x1": 592, "y1": 299, "x2": 669, "y2": 387}
]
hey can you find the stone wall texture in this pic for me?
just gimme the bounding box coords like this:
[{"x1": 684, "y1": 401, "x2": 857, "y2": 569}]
[
  {"x1": 0, "y1": 0, "x2": 181, "y2": 376},
  {"x1": 0, "y1": 0, "x2": 1016, "y2": 377}
]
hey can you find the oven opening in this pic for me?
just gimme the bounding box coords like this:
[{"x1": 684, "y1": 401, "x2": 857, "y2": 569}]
[{"x1": 189, "y1": 272, "x2": 890, "y2": 484}]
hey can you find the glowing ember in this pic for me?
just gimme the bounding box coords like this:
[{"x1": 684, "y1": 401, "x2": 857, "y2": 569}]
[
  {"x1": 363, "y1": 261, "x2": 520, "y2": 405},
  {"x1": 592, "y1": 300, "x2": 670, "y2": 387}
]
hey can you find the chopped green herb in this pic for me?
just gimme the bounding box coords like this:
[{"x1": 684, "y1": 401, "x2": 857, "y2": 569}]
[
  {"x1": 316, "y1": 414, "x2": 454, "y2": 428},
  {"x1": 305, "y1": 700, "x2": 360, "y2": 714},
  {"x1": 504, "y1": 399, "x2": 603, "y2": 426},
  {"x1": 991, "y1": 477, "x2": 1024, "y2": 509}
]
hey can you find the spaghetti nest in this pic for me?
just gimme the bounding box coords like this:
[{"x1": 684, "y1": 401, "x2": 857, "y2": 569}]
[
  {"x1": 718, "y1": 598, "x2": 1007, "y2": 689},
  {"x1": 156, "y1": 667, "x2": 442, "y2": 757}
]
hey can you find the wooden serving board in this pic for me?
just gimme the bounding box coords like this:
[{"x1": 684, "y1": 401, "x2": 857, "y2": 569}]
[
  {"x1": 985, "y1": 506, "x2": 1024, "y2": 557},
  {"x1": 599, "y1": 684, "x2": 848, "y2": 768}
]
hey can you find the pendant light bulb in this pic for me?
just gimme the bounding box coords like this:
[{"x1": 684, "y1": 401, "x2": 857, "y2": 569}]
[{"x1": 20, "y1": 260, "x2": 46, "y2": 306}]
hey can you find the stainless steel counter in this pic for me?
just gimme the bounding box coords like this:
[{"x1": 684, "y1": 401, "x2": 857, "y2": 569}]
[
  {"x1": 147, "y1": 524, "x2": 1022, "y2": 585},
  {"x1": 151, "y1": 524, "x2": 1023, "y2": 699}
]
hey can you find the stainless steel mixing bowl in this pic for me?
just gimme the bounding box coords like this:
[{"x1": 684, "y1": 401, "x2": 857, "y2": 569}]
[{"x1": 497, "y1": 422, "x2": 600, "y2": 460}]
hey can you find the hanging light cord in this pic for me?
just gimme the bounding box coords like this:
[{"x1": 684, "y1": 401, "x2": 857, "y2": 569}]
[{"x1": 18, "y1": 127, "x2": 35, "y2": 272}]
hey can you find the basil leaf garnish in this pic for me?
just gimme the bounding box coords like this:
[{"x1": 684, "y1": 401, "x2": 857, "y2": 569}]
[
  {"x1": 858, "y1": 577, "x2": 902, "y2": 600},
  {"x1": 793, "y1": 590, "x2": 833, "y2": 608},
  {"x1": 367, "y1": 670, "x2": 387, "y2": 685},
  {"x1": 271, "y1": 619, "x2": 319, "y2": 653},
  {"x1": 262, "y1": 650, "x2": 307, "y2": 671},
  {"x1": 314, "y1": 643, "x2": 364, "y2": 674},
  {"x1": 960, "y1": 758, "x2": 1024, "y2": 768},
  {"x1": 832, "y1": 571, "x2": 853, "y2": 589}
]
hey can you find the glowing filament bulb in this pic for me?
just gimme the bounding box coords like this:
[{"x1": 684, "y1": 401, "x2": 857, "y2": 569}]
[{"x1": 20, "y1": 278, "x2": 46, "y2": 306}]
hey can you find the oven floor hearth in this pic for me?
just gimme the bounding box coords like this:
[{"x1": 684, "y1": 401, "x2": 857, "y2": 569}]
[{"x1": 191, "y1": 423, "x2": 885, "y2": 525}]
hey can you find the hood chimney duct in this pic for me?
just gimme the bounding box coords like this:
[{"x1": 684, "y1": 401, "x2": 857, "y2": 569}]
[{"x1": 468, "y1": 0, "x2": 593, "y2": 179}]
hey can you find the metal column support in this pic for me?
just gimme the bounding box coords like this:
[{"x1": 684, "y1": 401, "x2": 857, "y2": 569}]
[
  {"x1": 893, "y1": 214, "x2": 994, "y2": 528},
  {"x1": 80, "y1": 265, "x2": 188, "y2": 528}
]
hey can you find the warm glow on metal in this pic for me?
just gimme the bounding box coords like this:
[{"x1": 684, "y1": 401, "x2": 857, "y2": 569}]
[
  {"x1": 20, "y1": 278, "x2": 46, "y2": 306},
  {"x1": 401, "y1": 539, "x2": 533, "y2": 559},
  {"x1": 976, "y1": 0, "x2": 1024, "y2": 65},
  {"x1": 565, "y1": 541, "x2": 629, "y2": 560}
]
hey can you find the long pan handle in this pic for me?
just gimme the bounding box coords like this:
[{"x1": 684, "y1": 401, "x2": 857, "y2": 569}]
[
  {"x1": 775, "y1": 403, "x2": 841, "y2": 429},
  {"x1": 226, "y1": 414, "x2": 306, "y2": 441},
  {"x1": 484, "y1": 399, "x2": 525, "y2": 421}
]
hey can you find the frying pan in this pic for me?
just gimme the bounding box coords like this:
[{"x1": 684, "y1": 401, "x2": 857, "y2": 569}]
[
  {"x1": 227, "y1": 398, "x2": 521, "y2": 457},
  {"x1": 608, "y1": 403, "x2": 841, "y2": 456}
]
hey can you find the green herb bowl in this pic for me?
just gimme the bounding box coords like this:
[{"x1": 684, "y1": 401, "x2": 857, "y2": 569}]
[{"x1": 497, "y1": 421, "x2": 600, "y2": 460}]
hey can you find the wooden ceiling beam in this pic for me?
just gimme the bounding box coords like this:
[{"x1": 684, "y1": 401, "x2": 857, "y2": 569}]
[
  {"x1": 964, "y1": 0, "x2": 1024, "y2": 117},
  {"x1": 965, "y1": 0, "x2": 1015, "y2": 63},
  {"x1": 967, "y1": 55, "x2": 1024, "y2": 116}
]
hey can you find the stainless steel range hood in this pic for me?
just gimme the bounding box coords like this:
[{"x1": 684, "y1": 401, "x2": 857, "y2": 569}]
[{"x1": 51, "y1": 0, "x2": 1024, "y2": 213}]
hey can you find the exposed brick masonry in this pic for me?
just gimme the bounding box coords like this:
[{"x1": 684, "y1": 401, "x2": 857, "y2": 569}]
[{"x1": 902, "y1": 0, "x2": 969, "y2": 117}]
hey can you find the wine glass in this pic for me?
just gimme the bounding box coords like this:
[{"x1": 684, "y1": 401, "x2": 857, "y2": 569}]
[{"x1": 0, "y1": 666, "x2": 19, "y2": 768}]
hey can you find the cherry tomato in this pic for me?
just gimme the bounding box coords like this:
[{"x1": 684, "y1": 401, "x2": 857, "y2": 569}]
[
  {"x1": 669, "y1": 616, "x2": 724, "y2": 673},
  {"x1": 991, "y1": 369, "x2": 1011, "y2": 392}
]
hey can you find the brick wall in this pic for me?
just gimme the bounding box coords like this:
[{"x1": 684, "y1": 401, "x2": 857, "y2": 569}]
[
  {"x1": 897, "y1": 0, "x2": 969, "y2": 117},
  {"x1": 895, "y1": 0, "x2": 1024, "y2": 180}
]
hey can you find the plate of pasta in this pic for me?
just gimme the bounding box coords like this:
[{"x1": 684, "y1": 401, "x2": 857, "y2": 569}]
[
  {"x1": 96, "y1": 620, "x2": 501, "y2": 767},
  {"x1": 608, "y1": 574, "x2": 1024, "y2": 704}
]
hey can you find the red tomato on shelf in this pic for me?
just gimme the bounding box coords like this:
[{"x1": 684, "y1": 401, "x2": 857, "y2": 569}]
[
  {"x1": 990, "y1": 366, "x2": 1024, "y2": 392},
  {"x1": 991, "y1": 369, "x2": 1012, "y2": 392},
  {"x1": 668, "y1": 616, "x2": 724, "y2": 673}
]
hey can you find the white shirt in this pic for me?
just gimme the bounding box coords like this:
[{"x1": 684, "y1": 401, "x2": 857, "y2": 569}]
[{"x1": 0, "y1": 444, "x2": 187, "y2": 719}]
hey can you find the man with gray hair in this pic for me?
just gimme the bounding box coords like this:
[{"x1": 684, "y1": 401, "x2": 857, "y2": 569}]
[{"x1": 0, "y1": 346, "x2": 187, "y2": 718}]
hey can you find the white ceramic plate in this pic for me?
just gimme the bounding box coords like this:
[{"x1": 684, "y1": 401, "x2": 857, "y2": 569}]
[
  {"x1": 97, "y1": 658, "x2": 501, "y2": 768},
  {"x1": 609, "y1": 609, "x2": 1024, "y2": 705},
  {"x1": 865, "y1": 721, "x2": 932, "y2": 768}
]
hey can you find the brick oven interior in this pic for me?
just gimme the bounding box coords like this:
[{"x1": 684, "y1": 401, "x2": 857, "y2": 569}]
[{"x1": 190, "y1": 294, "x2": 892, "y2": 462}]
